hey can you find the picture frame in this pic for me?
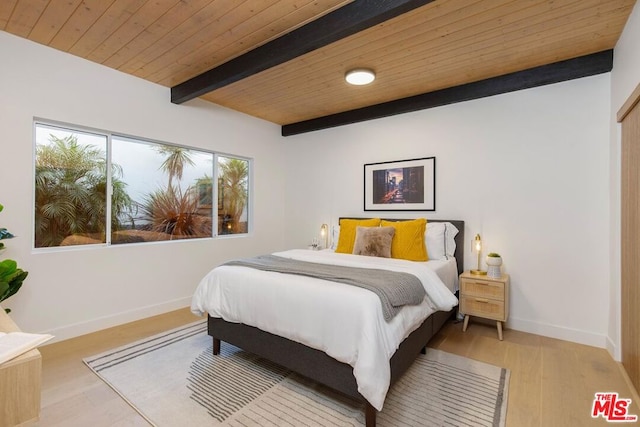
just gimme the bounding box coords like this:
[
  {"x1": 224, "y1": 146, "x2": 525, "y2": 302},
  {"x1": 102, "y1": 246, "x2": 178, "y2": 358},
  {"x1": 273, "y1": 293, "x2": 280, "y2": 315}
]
[{"x1": 364, "y1": 157, "x2": 435, "y2": 211}]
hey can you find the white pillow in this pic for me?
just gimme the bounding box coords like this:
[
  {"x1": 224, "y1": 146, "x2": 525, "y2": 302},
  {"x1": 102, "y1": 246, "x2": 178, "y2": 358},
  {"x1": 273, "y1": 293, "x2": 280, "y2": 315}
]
[
  {"x1": 330, "y1": 225, "x2": 340, "y2": 250},
  {"x1": 426, "y1": 222, "x2": 458, "y2": 260},
  {"x1": 444, "y1": 222, "x2": 459, "y2": 257}
]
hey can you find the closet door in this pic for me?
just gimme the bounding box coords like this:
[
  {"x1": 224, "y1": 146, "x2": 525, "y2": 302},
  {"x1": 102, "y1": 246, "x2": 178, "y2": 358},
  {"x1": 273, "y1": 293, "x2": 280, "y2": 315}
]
[{"x1": 620, "y1": 83, "x2": 640, "y2": 392}]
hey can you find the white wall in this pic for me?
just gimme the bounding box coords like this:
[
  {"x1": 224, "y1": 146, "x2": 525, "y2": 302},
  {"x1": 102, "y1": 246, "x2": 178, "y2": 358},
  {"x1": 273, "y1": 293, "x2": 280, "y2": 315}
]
[
  {"x1": 609, "y1": 1, "x2": 640, "y2": 359},
  {"x1": 283, "y1": 75, "x2": 611, "y2": 347},
  {"x1": 0, "y1": 31, "x2": 287, "y2": 341}
]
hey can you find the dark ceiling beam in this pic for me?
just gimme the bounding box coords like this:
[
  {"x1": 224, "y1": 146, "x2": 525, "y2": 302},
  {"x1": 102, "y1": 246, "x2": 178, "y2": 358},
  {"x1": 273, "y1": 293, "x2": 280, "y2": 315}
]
[
  {"x1": 281, "y1": 50, "x2": 614, "y2": 136},
  {"x1": 171, "y1": 0, "x2": 434, "y2": 104}
]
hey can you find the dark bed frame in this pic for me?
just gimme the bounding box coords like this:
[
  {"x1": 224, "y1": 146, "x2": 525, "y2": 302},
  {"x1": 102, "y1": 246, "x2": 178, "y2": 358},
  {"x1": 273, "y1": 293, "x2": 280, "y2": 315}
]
[{"x1": 208, "y1": 219, "x2": 464, "y2": 427}]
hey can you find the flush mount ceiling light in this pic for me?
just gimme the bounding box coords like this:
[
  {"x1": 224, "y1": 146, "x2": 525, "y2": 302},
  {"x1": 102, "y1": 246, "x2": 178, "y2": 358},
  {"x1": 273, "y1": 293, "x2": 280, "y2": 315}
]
[{"x1": 345, "y1": 68, "x2": 375, "y2": 85}]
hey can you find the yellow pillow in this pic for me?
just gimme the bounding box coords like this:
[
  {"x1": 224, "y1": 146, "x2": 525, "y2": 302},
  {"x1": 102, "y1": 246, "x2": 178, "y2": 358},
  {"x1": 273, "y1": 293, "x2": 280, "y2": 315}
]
[
  {"x1": 381, "y1": 218, "x2": 428, "y2": 261},
  {"x1": 335, "y1": 218, "x2": 381, "y2": 254}
]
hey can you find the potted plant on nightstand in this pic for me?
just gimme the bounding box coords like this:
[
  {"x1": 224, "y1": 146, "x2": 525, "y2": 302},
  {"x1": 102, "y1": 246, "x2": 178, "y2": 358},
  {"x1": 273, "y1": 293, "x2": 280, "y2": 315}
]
[
  {"x1": 486, "y1": 252, "x2": 503, "y2": 278},
  {"x1": 0, "y1": 203, "x2": 28, "y2": 314}
]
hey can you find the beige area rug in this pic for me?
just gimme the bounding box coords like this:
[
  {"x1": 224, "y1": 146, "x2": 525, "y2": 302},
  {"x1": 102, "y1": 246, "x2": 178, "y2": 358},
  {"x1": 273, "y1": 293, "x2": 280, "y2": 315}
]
[{"x1": 84, "y1": 321, "x2": 509, "y2": 426}]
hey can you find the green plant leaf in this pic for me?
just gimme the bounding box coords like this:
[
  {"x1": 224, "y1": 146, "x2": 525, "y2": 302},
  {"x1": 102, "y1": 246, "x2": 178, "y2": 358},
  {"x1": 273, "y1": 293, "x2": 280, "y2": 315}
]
[
  {"x1": 0, "y1": 228, "x2": 14, "y2": 240},
  {"x1": 0, "y1": 268, "x2": 27, "y2": 301},
  {"x1": 0, "y1": 203, "x2": 27, "y2": 311},
  {"x1": 1, "y1": 270, "x2": 27, "y2": 301},
  {"x1": 0, "y1": 281, "x2": 8, "y2": 298},
  {"x1": 0, "y1": 259, "x2": 17, "y2": 277}
]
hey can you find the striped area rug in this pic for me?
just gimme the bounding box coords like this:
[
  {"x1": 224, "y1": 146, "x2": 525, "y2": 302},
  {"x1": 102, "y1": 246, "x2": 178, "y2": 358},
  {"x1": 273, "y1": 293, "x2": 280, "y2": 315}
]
[{"x1": 84, "y1": 321, "x2": 509, "y2": 426}]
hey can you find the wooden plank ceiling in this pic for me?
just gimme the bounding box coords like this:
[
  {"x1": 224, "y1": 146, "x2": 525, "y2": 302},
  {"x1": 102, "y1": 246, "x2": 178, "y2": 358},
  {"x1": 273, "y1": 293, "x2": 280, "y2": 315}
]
[{"x1": 1, "y1": 0, "x2": 636, "y2": 132}]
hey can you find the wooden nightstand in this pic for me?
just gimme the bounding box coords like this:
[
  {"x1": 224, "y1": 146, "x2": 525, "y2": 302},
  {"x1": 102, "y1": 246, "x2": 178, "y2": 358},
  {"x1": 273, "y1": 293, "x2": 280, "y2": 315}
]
[
  {"x1": 0, "y1": 308, "x2": 42, "y2": 425},
  {"x1": 459, "y1": 271, "x2": 510, "y2": 340}
]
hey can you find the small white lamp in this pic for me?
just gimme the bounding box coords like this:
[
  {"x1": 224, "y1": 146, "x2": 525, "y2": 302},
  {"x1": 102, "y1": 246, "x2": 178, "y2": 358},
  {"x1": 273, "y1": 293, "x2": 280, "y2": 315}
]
[
  {"x1": 320, "y1": 224, "x2": 329, "y2": 249},
  {"x1": 470, "y1": 234, "x2": 487, "y2": 275}
]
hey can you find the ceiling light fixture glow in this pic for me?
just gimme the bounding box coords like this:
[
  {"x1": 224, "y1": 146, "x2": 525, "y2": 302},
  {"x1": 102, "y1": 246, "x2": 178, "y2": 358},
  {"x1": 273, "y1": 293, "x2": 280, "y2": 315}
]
[{"x1": 345, "y1": 68, "x2": 375, "y2": 85}]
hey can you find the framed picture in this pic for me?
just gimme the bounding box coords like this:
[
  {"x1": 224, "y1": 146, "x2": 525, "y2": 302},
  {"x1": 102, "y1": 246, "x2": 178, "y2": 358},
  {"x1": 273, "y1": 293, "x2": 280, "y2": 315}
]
[{"x1": 364, "y1": 157, "x2": 435, "y2": 211}]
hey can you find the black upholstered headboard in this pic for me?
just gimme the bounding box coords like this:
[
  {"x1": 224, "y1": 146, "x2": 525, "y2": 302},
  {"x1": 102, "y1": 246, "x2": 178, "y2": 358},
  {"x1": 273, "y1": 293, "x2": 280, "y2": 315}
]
[{"x1": 338, "y1": 218, "x2": 465, "y2": 275}]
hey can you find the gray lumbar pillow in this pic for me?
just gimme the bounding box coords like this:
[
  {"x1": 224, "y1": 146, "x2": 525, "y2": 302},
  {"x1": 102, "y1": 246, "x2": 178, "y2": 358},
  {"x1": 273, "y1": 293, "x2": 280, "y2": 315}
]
[{"x1": 352, "y1": 226, "x2": 395, "y2": 258}]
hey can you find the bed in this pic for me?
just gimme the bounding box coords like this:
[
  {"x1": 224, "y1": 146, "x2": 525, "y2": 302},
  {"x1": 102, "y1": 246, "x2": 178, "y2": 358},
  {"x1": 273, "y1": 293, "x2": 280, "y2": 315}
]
[{"x1": 191, "y1": 218, "x2": 464, "y2": 427}]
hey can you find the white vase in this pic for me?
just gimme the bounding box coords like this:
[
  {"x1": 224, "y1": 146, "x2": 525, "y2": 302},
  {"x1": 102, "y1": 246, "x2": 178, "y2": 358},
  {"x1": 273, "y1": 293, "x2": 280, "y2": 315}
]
[{"x1": 486, "y1": 256, "x2": 502, "y2": 278}]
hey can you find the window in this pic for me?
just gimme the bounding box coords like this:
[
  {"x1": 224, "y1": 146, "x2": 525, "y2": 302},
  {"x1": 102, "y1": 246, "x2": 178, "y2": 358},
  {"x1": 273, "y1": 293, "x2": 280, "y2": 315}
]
[
  {"x1": 110, "y1": 136, "x2": 215, "y2": 244},
  {"x1": 34, "y1": 124, "x2": 108, "y2": 247},
  {"x1": 217, "y1": 156, "x2": 249, "y2": 235},
  {"x1": 34, "y1": 122, "x2": 250, "y2": 248}
]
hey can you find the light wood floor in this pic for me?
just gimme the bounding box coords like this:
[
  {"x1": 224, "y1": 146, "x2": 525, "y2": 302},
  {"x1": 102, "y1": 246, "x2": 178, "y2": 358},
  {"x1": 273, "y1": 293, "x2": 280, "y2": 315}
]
[{"x1": 28, "y1": 308, "x2": 639, "y2": 426}]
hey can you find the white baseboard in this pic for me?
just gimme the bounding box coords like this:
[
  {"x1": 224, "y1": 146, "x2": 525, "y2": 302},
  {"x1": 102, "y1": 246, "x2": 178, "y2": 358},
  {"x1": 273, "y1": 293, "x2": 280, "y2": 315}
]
[
  {"x1": 43, "y1": 296, "x2": 193, "y2": 343},
  {"x1": 507, "y1": 316, "x2": 608, "y2": 349},
  {"x1": 606, "y1": 335, "x2": 621, "y2": 361}
]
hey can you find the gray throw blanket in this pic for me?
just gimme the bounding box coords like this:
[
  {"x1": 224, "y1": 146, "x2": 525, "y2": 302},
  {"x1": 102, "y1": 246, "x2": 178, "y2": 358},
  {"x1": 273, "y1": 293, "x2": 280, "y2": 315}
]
[{"x1": 223, "y1": 255, "x2": 426, "y2": 321}]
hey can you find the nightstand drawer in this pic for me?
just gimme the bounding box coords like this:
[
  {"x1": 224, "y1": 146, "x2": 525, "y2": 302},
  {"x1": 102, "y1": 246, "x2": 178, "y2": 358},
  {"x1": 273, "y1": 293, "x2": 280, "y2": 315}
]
[
  {"x1": 460, "y1": 278, "x2": 505, "y2": 300},
  {"x1": 460, "y1": 296, "x2": 505, "y2": 321}
]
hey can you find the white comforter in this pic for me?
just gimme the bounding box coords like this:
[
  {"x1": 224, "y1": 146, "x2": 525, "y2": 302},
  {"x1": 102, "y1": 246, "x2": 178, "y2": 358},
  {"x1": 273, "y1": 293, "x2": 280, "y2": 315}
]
[{"x1": 190, "y1": 249, "x2": 458, "y2": 411}]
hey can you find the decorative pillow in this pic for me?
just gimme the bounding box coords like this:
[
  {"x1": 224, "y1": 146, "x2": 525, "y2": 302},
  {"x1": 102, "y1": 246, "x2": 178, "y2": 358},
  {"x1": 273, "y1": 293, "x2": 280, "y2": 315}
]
[
  {"x1": 352, "y1": 226, "x2": 395, "y2": 258},
  {"x1": 381, "y1": 218, "x2": 428, "y2": 261},
  {"x1": 335, "y1": 218, "x2": 381, "y2": 254}
]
